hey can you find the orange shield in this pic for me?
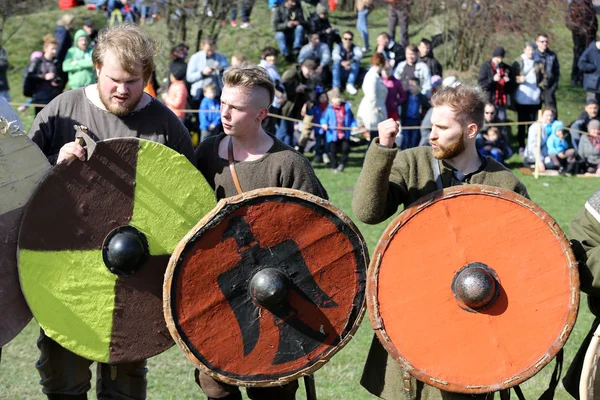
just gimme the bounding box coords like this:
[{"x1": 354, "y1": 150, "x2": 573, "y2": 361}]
[{"x1": 367, "y1": 185, "x2": 579, "y2": 394}]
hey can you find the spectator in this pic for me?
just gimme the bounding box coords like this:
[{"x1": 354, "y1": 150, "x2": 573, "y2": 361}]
[
  {"x1": 186, "y1": 36, "x2": 229, "y2": 108},
  {"x1": 279, "y1": 58, "x2": 318, "y2": 146},
  {"x1": 578, "y1": 119, "x2": 600, "y2": 173},
  {"x1": 54, "y1": 13, "x2": 74, "y2": 90},
  {"x1": 566, "y1": 0, "x2": 597, "y2": 86},
  {"x1": 62, "y1": 29, "x2": 96, "y2": 90},
  {"x1": 386, "y1": 0, "x2": 411, "y2": 48},
  {"x1": 259, "y1": 46, "x2": 286, "y2": 135},
  {"x1": 355, "y1": 0, "x2": 373, "y2": 53},
  {"x1": 381, "y1": 62, "x2": 406, "y2": 121},
  {"x1": 400, "y1": 77, "x2": 429, "y2": 149},
  {"x1": 82, "y1": 18, "x2": 98, "y2": 48},
  {"x1": 523, "y1": 107, "x2": 555, "y2": 169},
  {"x1": 579, "y1": 34, "x2": 600, "y2": 103},
  {"x1": 357, "y1": 52, "x2": 388, "y2": 138},
  {"x1": 535, "y1": 33, "x2": 560, "y2": 112},
  {"x1": 571, "y1": 98, "x2": 599, "y2": 150},
  {"x1": 547, "y1": 120, "x2": 577, "y2": 174},
  {"x1": 376, "y1": 32, "x2": 405, "y2": 69},
  {"x1": 272, "y1": 0, "x2": 306, "y2": 61},
  {"x1": 477, "y1": 126, "x2": 512, "y2": 165},
  {"x1": 477, "y1": 46, "x2": 515, "y2": 122},
  {"x1": 418, "y1": 38, "x2": 442, "y2": 78},
  {"x1": 393, "y1": 44, "x2": 432, "y2": 97},
  {"x1": 297, "y1": 32, "x2": 331, "y2": 83},
  {"x1": 512, "y1": 40, "x2": 545, "y2": 153},
  {"x1": 28, "y1": 34, "x2": 62, "y2": 116},
  {"x1": 269, "y1": 0, "x2": 283, "y2": 8},
  {"x1": 199, "y1": 84, "x2": 221, "y2": 142},
  {"x1": 307, "y1": 89, "x2": 328, "y2": 164},
  {"x1": 332, "y1": 31, "x2": 362, "y2": 95},
  {"x1": 0, "y1": 44, "x2": 9, "y2": 102},
  {"x1": 231, "y1": 52, "x2": 247, "y2": 66},
  {"x1": 479, "y1": 102, "x2": 512, "y2": 144},
  {"x1": 309, "y1": 3, "x2": 338, "y2": 50},
  {"x1": 161, "y1": 62, "x2": 188, "y2": 123},
  {"x1": 19, "y1": 51, "x2": 43, "y2": 114},
  {"x1": 320, "y1": 88, "x2": 357, "y2": 172},
  {"x1": 230, "y1": 0, "x2": 255, "y2": 29}
]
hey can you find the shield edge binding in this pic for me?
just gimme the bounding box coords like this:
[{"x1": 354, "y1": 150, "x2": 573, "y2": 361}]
[
  {"x1": 164, "y1": 187, "x2": 369, "y2": 387},
  {"x1": 366, "y1": 184, "x2": 580, "y2": 394}
]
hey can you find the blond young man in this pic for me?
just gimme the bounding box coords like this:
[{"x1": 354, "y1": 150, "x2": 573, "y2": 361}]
[
  {"x1": 29, "y1": 23, "x2": 194, "y2": 399},
  {"x1": 194, "y1": 63, "x2": 327, "y2": 400}
]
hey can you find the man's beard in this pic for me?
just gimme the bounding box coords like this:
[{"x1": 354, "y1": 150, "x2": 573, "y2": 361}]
[
  {"x1": 431, "y1": 133, "x2": 465, "y2": 160},
  {"x1": 98, "y1": 86, "x2": 143, "y2": 117}
]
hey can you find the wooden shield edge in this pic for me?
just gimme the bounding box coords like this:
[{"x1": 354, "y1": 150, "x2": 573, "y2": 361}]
[
  {"x1": 164, "y1": 187, "x2": 369, "y2": 387},
  {"x1": 366, "y1": 184, "x2": 580, "y2": 394}
]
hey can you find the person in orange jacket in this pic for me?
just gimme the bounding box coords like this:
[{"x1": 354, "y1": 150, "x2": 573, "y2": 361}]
[{"x1": 161, "y1": 62, "x2": 189, "y2": 123}]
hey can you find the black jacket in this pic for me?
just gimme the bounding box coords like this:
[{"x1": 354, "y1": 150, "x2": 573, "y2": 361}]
[
  {"x1": 419, "y1": 54, "x2": 442, "y2": 77},
  {"x1": 0, "y1": 47, "x2": 8, "y2": 92},
  {"x1": 478, "y1": 60, "x2": 516, "y2": 103},
  {"x1": 272, "y1": 3, "x2": 306, "y2": 33},
  {"x1": 535, "y1": 48, "x2": 560, "y2": 89},
  {"x1": 579, "y1": 42, "x2": 600, "y2": 93}
]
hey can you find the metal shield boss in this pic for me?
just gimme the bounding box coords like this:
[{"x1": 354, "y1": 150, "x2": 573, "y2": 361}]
[
  {"x1": 0, "y1": 120, "x2": 50, "y2": 347},
  {"x1": 367, "y1": 185, "x2": 579, "y2": 394},
  {"x1": 18, "y1": 137, "x2": 216, "y2": 363},
  {"x1": 165, "y1": 188, "x2": 368, "y2": 386}
]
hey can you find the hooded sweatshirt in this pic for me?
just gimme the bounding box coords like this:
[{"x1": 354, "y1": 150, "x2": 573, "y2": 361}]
[{"x1": 62, "y1": 29, "x2": 96, "y2": 89}]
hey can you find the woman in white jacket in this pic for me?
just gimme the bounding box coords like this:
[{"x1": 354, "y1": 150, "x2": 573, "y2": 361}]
[
  {"x1": 512, "y1": 41, "x2": 545, "y2": 152},
  {"x1": 357, "y1": 52, "x2": 389, "y2": 139}
]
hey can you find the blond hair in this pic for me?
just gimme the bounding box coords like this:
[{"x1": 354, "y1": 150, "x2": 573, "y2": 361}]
[
  {"x1": 92, "y1": 23, "x2": 159, "y2": 83},
  {"x1": 43, "y1": 34, "x2": 59, "y2": 48},
  {"x1": 223, "y1": 63, "x2": 275, "y2": 107},
  {"x1": 431, "y1": 84, "x2": 487, "y2": 131}
]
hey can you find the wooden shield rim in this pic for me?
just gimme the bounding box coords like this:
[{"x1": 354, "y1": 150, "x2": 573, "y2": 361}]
[
  {"x1": 164, "y1": 187, "x2": 369, "y2": 386},
  {"x1": 366, "y1": 184, "x2": 580, "y2": 394}
]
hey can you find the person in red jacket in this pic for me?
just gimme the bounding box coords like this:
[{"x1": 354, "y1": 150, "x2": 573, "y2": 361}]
[{"x1": 162, "y1": 62, "x2": 189, "y2": 123}]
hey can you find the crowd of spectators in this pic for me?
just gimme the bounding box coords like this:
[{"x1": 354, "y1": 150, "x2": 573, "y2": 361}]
[{"x1": 3, "y1": 0, "x2": 600, "y2": 175}]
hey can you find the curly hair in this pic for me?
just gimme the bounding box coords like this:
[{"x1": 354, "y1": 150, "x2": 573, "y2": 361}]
[{"x1": 92, "y1": 23, "x2": 159, "y2": 83}]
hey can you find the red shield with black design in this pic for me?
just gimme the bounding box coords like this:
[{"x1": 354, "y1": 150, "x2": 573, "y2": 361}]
[{"x1": 164, "y1": 188, "x2": 368, "y2": 386}]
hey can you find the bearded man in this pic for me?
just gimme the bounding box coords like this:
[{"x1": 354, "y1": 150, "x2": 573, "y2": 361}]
[
  {"x1": 28, "y1": 23, "x2": 194, "y2": 399},
  {"x1": 353, "y1": 83, "x2": 528, "y2": 399}
]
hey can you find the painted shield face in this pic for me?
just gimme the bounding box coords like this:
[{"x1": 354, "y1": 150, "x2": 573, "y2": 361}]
[
  {"x1": 165, "y1": 189, "x2": 368, "y2": 386},
  {"x1": 18, "y1": 138, "x2": 216, "y2": 363},
  {"x1": 367, "y1": 186, "x2": 578, "y2": 394}
]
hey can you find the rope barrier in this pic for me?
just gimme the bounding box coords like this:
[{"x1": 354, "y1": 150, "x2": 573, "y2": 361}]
[{"x1": 8, "y1": 100, "x2": 598, "y2": 138}]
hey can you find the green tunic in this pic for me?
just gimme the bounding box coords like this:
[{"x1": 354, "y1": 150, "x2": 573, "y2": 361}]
[
  {"x1": 353, "y1": 143, "x2": 529, "y2": 400},
  {"x1": 563, "y1": 191, "x2": 600, "y2": 399}
]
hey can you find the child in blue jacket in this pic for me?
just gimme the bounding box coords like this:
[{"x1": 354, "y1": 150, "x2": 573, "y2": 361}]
[
  {"x1": 320, "y1": 88, "x2": 357, "y2": 172},
  {"x1": 199, "y1": 84, "x2": 221, "y2": 142},
  {"x1": 547, "y1": 120, "x2": 578, "y2": 175}
]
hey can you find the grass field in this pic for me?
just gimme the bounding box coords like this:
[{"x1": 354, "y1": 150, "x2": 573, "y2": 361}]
[{"x1": 1, "y1": 2, "x2": 600, "y2": 399}]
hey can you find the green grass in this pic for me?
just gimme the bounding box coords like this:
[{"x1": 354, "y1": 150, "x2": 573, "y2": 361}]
[{"x1": 1, "y1": 2, "x2": 599, "y2": 399}]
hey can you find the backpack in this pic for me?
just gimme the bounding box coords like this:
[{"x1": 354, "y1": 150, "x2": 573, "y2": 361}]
[{"x1": 22, "y1": 58, "x2": 40, "y2": 98}]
